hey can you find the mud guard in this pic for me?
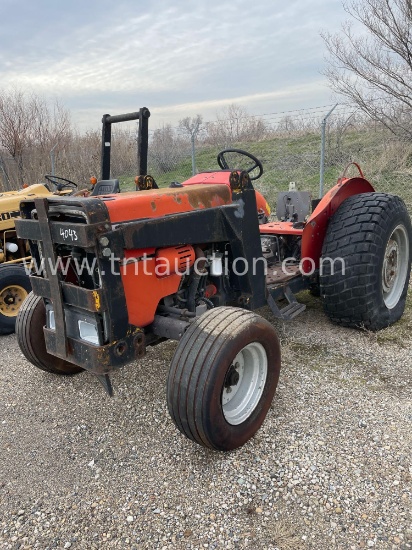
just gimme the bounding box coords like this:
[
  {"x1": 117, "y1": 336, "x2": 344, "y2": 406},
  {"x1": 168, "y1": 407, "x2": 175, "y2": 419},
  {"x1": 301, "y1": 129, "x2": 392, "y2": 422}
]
[{"x1": 301, "y1": 176, "x2": 375, "y2": 274}]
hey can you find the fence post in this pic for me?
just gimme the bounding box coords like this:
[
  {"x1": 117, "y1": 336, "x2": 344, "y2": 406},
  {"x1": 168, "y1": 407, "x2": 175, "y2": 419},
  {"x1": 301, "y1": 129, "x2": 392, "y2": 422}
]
[
  {"x1": 191, "y1": 134, "x2": 196, "y2": 176},
  {"x1": 319, "y1": 104, "x2": 338, "y2": 198}
]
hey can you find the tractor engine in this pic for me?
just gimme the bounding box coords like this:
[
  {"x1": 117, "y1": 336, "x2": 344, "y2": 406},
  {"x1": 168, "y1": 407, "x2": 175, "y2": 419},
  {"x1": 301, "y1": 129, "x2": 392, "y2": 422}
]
[
  {"x1": 260, "y1": 234, "x2": 302, "y2": 263},
  {"x1": 260, "y1": 188, "x2": 310, "y2": 265}
]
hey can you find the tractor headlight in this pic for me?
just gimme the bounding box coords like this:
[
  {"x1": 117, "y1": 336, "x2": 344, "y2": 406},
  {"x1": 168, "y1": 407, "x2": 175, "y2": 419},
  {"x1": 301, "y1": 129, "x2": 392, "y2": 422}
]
[
  {"x1": 78, "y1": 319, "x2": 99, "y2": 345},
  {"x1": 47, "y1": 309, "x2": 55, "y2": 330},
  {"x1": 46, "y1": 304, "x2": 101, "y2": 345}
]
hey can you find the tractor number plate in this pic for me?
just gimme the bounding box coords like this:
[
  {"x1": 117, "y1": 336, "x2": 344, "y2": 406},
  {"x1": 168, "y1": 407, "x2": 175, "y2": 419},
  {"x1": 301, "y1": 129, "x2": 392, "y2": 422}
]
[{"x1": 60, "y1": 228, "x2": 78, "y2": 242}]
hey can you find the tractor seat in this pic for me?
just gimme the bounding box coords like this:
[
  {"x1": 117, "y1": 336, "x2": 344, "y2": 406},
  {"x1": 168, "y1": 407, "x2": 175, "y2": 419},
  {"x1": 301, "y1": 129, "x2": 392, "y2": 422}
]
[{"x1": 91, "y1": 179, "x2": 120, "y2": 196}]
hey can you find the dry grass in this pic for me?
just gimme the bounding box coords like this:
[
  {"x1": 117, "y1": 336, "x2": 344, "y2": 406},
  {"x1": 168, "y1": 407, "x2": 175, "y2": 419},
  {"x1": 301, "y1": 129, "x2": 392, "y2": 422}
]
[{"x1": 266, "y1": 519, "x2": 304, "y2": 550}]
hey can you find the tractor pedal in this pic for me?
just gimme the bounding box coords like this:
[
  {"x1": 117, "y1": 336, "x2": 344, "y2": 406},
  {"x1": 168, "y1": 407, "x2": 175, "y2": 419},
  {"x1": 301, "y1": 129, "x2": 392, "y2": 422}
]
[{"x1": 267, "y1": 289, "x2": 306, "y2": 321}]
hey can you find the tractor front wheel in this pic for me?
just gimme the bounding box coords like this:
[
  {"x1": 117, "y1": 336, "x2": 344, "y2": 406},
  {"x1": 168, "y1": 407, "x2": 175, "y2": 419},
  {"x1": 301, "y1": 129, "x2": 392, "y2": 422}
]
[
  {"x1": 320, "y1": 193, "x2": 411, "y2": 330},
  {"x1": 166, "y1": 306, "x2": 281, "y2": 451},
  {"x1": 16, "y1": 292, "x2": 82, "y2": 375},
  {"x1": 0, "y1": 265, "x2": 31, "y2": 335}
]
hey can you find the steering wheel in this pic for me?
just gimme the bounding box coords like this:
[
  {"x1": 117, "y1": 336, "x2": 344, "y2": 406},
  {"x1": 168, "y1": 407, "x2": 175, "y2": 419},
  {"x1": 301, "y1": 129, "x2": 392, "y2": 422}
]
[
  {"x1": 217, "y1": 148, "x2": 263, "y2": 180},
  {"x1": 44, "y1": 175, "x2": 78, "y2": 192}
]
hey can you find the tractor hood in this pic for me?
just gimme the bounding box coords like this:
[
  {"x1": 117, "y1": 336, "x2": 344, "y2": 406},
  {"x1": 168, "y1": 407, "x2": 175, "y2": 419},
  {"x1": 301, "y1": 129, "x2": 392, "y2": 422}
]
[
  {"x1": 0, "y1": 184, "x2": 50, "y2": 231},
  {"x1": 97, "y1": 183, "x2": 232, "y2": 224}
]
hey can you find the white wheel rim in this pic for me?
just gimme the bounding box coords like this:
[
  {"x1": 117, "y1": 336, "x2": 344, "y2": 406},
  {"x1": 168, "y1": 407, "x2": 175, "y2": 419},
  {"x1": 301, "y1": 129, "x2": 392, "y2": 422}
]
[
  {"x1": 382, "y1": 224, "x2": 409, "y2": 309},
  {"x1": 221, "y1": 342, "x2": 268, "y2": 426}
]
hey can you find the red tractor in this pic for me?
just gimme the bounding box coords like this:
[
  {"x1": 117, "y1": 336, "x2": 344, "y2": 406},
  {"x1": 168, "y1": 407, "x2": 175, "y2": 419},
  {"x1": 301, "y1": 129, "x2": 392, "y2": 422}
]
[{"x1": 15, "y1": 108, "x2": 411, "y2": 451}]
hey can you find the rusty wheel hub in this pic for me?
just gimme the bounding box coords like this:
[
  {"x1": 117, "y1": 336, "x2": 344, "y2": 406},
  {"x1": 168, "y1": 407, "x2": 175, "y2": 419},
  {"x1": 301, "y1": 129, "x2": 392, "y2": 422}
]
[
  {"x1": 382, "y1": 239, "x2": 398, "y2": 293},
  {"x1": 0, "y1": 285, "x2": 28, "y2": 317},
  {"x1": 382, "y1": 224, "x2": 409, "y2": 309}
]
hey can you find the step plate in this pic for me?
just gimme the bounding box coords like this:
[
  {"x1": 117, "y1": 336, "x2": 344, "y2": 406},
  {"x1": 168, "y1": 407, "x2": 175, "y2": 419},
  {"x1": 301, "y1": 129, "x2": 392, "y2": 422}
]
[{"x1": 267, "y1": 293, "x2": 306, "y2": 321}]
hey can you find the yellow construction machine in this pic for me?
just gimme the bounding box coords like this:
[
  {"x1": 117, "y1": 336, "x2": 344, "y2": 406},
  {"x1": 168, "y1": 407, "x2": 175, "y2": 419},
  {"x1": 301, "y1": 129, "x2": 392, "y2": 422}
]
[{"x1": 0, "y1": 177, "x2": 78, "y2": 334}]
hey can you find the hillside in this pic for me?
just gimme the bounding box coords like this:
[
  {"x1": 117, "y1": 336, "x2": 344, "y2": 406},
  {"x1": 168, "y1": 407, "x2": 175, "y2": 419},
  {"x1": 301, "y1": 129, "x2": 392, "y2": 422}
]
[{"x1": 120, "y1": 127, "x2": 412, "y2": 214}]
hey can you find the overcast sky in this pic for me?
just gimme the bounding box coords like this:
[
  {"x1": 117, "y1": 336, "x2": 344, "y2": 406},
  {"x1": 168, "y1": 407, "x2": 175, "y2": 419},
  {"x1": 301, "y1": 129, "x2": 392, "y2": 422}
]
[{"x1": 0, "y1": 0, "x2": 347, "y2": 130}]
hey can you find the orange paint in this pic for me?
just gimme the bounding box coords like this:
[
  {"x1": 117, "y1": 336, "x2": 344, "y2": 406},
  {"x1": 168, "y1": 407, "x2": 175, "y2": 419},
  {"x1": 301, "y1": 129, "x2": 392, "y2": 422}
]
[
  {"x1": 259, "y1": 221, "x2": 303, "y2": 236},
  {"x1": 301, "y1": 176, "x2": 375, "y2": 273},
  {"x1": 106, "y1": 186, "x2": 231, "y2": 327},
  {"x1": 103, "y1": 184, "x2": 231, "y2": 224},
  {"x1": 120, "y1": 254, "x2": 183, "y2": 327}
]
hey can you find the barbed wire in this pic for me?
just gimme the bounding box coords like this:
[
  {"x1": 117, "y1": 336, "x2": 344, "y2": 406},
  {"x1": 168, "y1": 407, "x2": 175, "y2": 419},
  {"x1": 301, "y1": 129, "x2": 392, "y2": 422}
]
[
  {"x1": 147, "y1": 103, "x2": 355, "y2": 134},
  {"x1": 146, "y1": 98, "x2": 394, "y2": 134}
]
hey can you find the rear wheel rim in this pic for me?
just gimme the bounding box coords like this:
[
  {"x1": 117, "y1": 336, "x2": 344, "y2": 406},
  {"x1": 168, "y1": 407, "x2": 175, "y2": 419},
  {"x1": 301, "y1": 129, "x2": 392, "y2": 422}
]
[
  {"x1": 382, "y1": 224, "x2": 409, "y2": 310},
  {"x1": 221, "y1": 342, "x2": 268, "y2": 425},
  {"x1": 0, "y1": 285, "x2": 28, "y2": 317}
]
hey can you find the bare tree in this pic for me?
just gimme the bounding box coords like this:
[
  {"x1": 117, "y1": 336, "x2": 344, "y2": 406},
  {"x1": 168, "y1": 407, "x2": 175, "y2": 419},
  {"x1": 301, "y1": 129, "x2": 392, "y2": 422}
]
[
  {"x1": 149, "y1": 124, "x2": 187, "y2": 173},
  {"x1": 276, "y1": 116, "x2": 297, "y2": 134},
  {"x1": 321, "y1": 0, "x2": 412, "y2": 139},
  {"x1": 0, "y1": 89, "x2": 71, "y2": 186},
  {"x1": 0, "y1": 90, "x2": 36, "y2": 181},
  {"x1": 56, "y1": 129, "x2": 101, "y2": 185},
  {"x1": 205, "y1": 104, "x2": 268, "y2": 147},
  {"x1": 178, "y1": 115, "x2": 203, "y2": 140}
]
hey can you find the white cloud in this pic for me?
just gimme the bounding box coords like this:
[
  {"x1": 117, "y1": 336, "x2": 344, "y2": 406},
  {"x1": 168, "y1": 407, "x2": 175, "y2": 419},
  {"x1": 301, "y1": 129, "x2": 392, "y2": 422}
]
[{"x1": 0, "y1": 0, "x2": 345, "y2": 129}]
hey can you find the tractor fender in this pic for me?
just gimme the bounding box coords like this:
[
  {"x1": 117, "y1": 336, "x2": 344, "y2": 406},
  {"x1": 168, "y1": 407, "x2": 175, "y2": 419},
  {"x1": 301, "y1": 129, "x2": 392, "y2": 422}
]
[
  {"x1": 255, "y1": 190, "x2": 271, "y2": 219},
  {"x1": 301, "y1": 176, "x2": 375, "y2": 274}
]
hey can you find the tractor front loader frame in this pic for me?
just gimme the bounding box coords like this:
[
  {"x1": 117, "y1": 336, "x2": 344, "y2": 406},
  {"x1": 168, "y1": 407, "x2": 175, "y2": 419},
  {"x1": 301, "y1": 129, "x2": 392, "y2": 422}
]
[{"x1": 16, "y1": 184, "x2": 266, "y2": 391}]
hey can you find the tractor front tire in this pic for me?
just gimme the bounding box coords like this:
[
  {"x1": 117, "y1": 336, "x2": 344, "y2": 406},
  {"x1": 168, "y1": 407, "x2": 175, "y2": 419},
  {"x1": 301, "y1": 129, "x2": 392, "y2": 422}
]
[
  {"x1": 0, "y1": 264, "x2": 31, "y2": 335},
  {"x1": 167, "y1": 306, "x2": 281, "y2": 451},
  {"x1": 320, "y1": 193, "x2": 411, "y2": 330},
  {"x1": 16, "y1": 292, "x2": 82, "y2": 375}
]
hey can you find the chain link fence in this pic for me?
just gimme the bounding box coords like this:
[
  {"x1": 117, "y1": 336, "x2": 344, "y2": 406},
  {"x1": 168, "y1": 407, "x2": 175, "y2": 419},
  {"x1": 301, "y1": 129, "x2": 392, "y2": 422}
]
[
  {"x1": 146, "y1": 108, "x2": 412, "y2": 215},
  {"x1": 1, "y1": 106, "x2": 411, "y2": 215}
]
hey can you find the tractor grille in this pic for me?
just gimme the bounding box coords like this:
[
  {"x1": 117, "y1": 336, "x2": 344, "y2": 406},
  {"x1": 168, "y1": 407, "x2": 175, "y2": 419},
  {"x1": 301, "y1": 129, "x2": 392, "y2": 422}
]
[{"x1": 14, "y1": 195, "x2": 142, "y2": 373}]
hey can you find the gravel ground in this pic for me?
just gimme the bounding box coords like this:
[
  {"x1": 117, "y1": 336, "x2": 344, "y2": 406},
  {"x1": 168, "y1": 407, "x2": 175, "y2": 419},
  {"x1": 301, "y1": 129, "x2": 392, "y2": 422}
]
[{"x1": 0, "y1": 292, "x2": 411, "y2": 550}]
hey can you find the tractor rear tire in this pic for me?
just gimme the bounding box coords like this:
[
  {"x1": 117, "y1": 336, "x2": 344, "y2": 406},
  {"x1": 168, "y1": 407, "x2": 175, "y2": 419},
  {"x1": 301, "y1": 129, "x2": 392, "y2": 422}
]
[
  {"x1": 0, "y1": 264, "x2": 31, "y2": 335},
  {"x1": 320, "y1": 192, "x2": 411, "y2": 330},
  {"x1": 166, "y1": 306, "x2": 281, "y2": 451},
  {"x1": 16, "y1": 292, "x2": 83, "y2": 375}
]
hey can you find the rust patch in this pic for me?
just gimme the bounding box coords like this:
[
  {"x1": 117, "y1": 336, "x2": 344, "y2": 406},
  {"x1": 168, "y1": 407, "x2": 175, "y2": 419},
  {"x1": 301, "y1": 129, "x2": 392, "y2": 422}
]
[
  {"x1": 184, "y1": 186, "x2": 230, "y2": 210},
  {"x1": 92, "y1": 290, "x2": 101, "y2": 311},
  {"x1": 151, "y1": 184, "x2": 230, "y2": 210},
  {"x1": 151, "y1": 201, "x2": 156, "y2": 211},
  {"x1": 143, "y1": 185, "x2": 231, "y2": 210},
  {"x1": 104, "y1": 184, "x2": 232, "y2": 224},
  {"x1": 266, "y1": 265, "x2": 301, "y2": 287}
]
